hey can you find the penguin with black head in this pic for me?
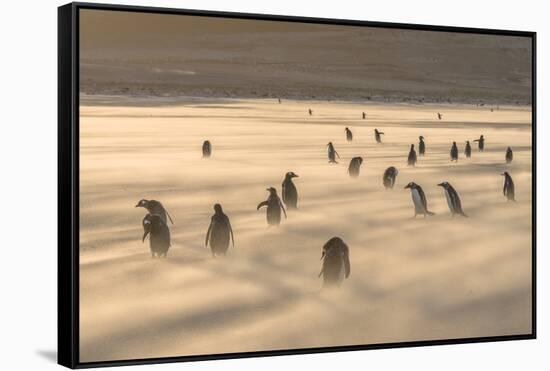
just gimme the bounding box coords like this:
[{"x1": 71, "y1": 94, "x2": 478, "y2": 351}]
[{"x1": 319, "y1": 237, "x2": 350, "y2": 287}]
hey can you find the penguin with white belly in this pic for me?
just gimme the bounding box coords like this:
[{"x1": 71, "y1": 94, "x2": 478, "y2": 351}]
[{"x1": 404, "y1": 182, "x2": 435, "y2": 218}]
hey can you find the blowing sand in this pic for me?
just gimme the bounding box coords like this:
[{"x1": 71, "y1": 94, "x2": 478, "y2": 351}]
[{"x1": 79, "y1": 97, "x2": 532, "y2": 362}]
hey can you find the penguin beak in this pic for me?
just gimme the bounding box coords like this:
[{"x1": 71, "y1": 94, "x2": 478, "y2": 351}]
[
  {"x1": 142, "y1": 230, "x2": 149, "y2": 242},
  {"x1": 320, "y1": 251, "x2": 325, "y2": 260},
  {"x1": 404, "y1": 184, "x2": 410, "y2": 189},
  {"x1": 437, "y1": 183, "x2": 444, "y2": 187},
  {"x1": 266, "y1": 188, "x2": 270, "y2": 191},
  {"x1": 135, "y1": 203, "x2": 140, "y2": 207},
  {"x1": 293, "y1": 174, "x2": 299, "y2": 178}
]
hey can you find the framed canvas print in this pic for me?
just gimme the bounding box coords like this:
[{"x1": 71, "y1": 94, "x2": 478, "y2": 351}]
[{"x1": 58, "y1": 2, "x2": 536, "y2": 369}]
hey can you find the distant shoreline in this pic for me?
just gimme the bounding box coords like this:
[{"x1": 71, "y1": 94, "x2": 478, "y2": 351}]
[{"x1": 79, "y1": 92, "x2": 532, "y2": 108}]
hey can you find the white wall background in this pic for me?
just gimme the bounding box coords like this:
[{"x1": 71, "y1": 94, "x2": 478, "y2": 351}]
[{"x1": 0, "y1": 0, "x2": 545, "y2": 369}]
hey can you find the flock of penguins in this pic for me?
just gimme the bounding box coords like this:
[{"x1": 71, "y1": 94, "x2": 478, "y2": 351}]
[{"x1": 135, "y1": 108, "x2": 517, "y2": 288}]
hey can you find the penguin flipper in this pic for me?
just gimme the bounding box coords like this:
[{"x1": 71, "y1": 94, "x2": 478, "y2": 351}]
[
  {"x1": 166, "y1": 210, "x2": 174, "y2": 224},
  {"x1": 279, "y1": 198, "x2": 287, "y2": 218},
  {"x1": 227, "y1": 218, "x2": 235, "y2": 247},
  {"x1": 419, "y1": 188, "x2": 429, "y2": 211},
  {"x1": 205, "y1": 220, "x2": 213, "y2": 247},
  {"x1": 257, "y1": 201, "x2": 268, "y2": 210},
  {"x1": 344, "y1": 252, "x2": 351, "y2": 279}
]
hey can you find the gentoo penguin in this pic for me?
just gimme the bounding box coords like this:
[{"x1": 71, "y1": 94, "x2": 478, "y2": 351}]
[
  {"x1": 404, "y1": 182, "x2": 435, "y2": 217},
  {"x1": 348, "y1": 157, "x2": 363, "y2": 178},
  {"x1": 282, "y1": 172, "x2": 299, "y2": 209},
  {"x1": 142, "y1": 214, "x2": 171, "y2": 258},
  {"x1": 418, "y1": 136, "x2": 426, "y2": 156},
  {"x1": 465, "y1": 141, "x2": 472, "y2": 158},
  {"x1": 327, "y1": 142, "x2": 340, "y2": 163},
  {"x1": 205, "y1": 204, "x2": 234, "y2": 257},
  {"x1": 437, "y1": 112, "x2": 443, "y2": 120},
  {"x1": 142, "y1": 213, "x2": 152, "y2": 237},
  {"x1": 308, "y1": 109, "x2": 313, "y2": 116},
  {"x1": 501, "y1": 172, "x2": 515, "y2": 202},
  {"x1": 319, "y1": 237, "x2": 350, "y2": 287},
  {"x1": 345, "y1": 127, "x2": 353, "y2": 142},
  {"x1": 257, "y1": 187, "x2": 287, "y2": 226},
  {"x1": 450, "y1": 141, "x2": 459, "y2": 162},
  {"x1": 202, "y1": 140, "x2": 212, "y2": 158},
  {"x1": 506, "y1": 147, "x2": 513, "y2": 164},
  {"x1": 362, "y1": 112, "x2": 366, "y2": 120},
  {"x1": 374, "y1": 129, "x2": 384, "y2": 143},
  {"x1": 135, "y1": 199, "x2": 173, "y2": 225},
  {"x1": 437, "y1": 182, "x2": 468, "y2": 217},
  {"x1": 407, "y1": 144, "x2": 417, "y2": 166},
  {"x1": 383, "y1": 166, "x2": 399, "y2": 189},
  {"x1": 473, "y1": 135, "x2": 485, "y2": 151}
]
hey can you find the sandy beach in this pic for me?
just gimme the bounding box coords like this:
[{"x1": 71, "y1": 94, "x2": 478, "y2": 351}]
[{"x1": 79, "y1": 97, "x2": 532, "y2": 362}]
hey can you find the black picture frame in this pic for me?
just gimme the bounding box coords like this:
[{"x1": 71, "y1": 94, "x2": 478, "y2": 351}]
[{"x1": 58, "y1": 2, "x2": 537, "y2": 369}]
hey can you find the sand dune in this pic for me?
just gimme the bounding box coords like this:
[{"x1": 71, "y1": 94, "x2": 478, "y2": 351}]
[{"x1": 79, "y1": 98, "x2": 532, "y2": 362}]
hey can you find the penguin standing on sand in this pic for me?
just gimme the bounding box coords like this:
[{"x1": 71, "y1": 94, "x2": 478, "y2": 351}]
[
  {"x1": 407, "y1": 144, "x2": 417, "y2": 166},
  {"x1": 506, "y1": 147, "x2": 513, "y2": 164},
  {"x1": 327, "y1": 142, "x2": 340, "y2": 163},
  {"x1": 308, "y1": 109, "x2": 313, "y2": 116},
  {"x1": 501, "y1": 172, "x2": 515, "y2": 202},
  {"x1": 282, "y1": 172, "x2": 299, "y2": 209},
  {"x1": 257, "y1": 187, "x2": 287, "y2": 226},
  {"x1": 473, "y1": 135, "x2": 485, "y2": 152},
  {"x1": 135, "y1": 199, "x2": 174, "y2": 225},
  {"x1": 362, "y1": 112, "x2": 366, "y2": 119},
  {"x1": 345, "y1": 127, "x2": 353, "y2": 142},
  {"x1": 419, "y1": 136, "x2": 425, "y2": 156},
  {"x1": 383, "y1": 166, "x2": 399, "y2": 189},
  {"x1": 437, "y1": 112, "x2": 443, "y2": 120},
  {"x1": 404, "y1": 182, "x2": 435, "y2": 217},
  {"x1": 437, "y1": 182, "x2": 468, "y2": 217},
  {"x1": 278, "y1": 98, "x2": 281, "y2": 104},
  {"x1": 205, "y1": 204, "x2": 235, "y2": 257},
  {"x1": 465, "y1": 141, "x2": 472, "y2": 158},
  {"x1": 348, "y1": 157, "x2": 363, "y2": 178},
  {"x1": 374, "y1": 129, "x2": 384, "y2": 143},
  {"x1": 319, "y1": 237, "x2": 350, "y2": 287},
  {"x1": 202, "y1": 140, "x2": 212, "y2": 158},
  {"x1": 142, "y1": 214, "x2": 171, "y2": 258},
  {"x1": 450, "y1": 141, "x2": 459, "y2": 162}
]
